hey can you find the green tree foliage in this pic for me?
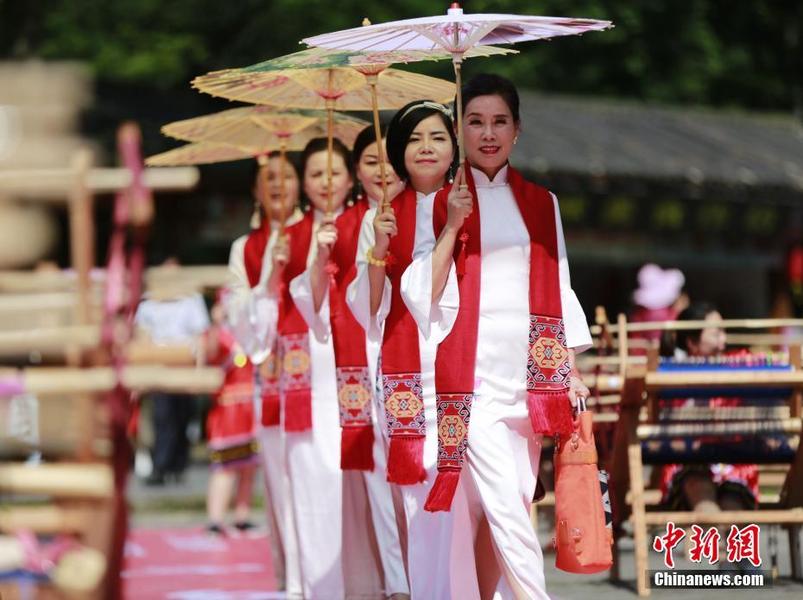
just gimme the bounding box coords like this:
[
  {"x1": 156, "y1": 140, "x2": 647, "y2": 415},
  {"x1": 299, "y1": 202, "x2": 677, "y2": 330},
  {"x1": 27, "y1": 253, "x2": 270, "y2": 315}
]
[{"x1": 1, "y1": 0, "x2": 800, "y2": 111}]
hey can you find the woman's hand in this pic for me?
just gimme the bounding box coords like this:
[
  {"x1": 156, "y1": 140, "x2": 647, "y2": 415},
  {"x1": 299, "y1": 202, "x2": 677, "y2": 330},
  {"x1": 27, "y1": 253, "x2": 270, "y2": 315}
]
[
  {"x1": 372, "y1": 209, "x2": 398, "y2": 257},
  {"x1": 567, "y1": 373, "x2": 590, "y2": 409},
  {"x1": 271, "y1": 234, "x2": 289, "y2": 270},
  {"x1": 316, "y1": 216, "x2": 337, "y2": 262},
  {"x1": 446, "y1": 165, "x2": 473, "y2": 232}
]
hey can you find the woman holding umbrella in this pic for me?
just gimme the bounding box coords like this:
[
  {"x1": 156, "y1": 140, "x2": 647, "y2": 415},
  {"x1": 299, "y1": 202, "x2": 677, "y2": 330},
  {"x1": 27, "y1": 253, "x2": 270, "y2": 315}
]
[
  {"x1": 294, "y1": 127, "x2": 410, "y2": 598},
  {"x1": 402, "y1": 74, "x2": 593, "y2": 598},
  {"x1": 264, "y1": 136, "x2": 354, "y2": 599},
  {"x1": 227, "y1": 153, "x2": 303, "y2": 595},
  {"x1": 347, "y1": 101, "x2": 486, "y2": 599}
]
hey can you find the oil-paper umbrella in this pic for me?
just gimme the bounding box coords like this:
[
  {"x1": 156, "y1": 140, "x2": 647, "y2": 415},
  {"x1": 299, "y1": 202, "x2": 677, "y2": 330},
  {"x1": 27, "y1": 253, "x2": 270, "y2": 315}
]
[
  {"x1": 152, "y1": 108, "x2": 368, "y2": 231},
  {"x1": 145, "y1": 141, "x2": 255, "y2": 167},
  {"x1": 193, "y1": 46, "x2": 512, "y2": 210},
  {"x1": 192, "y1": 53, "x2": 460, "y2": 212},
  {"x1": 303, "y1": 3, "x2": 612, "y2": 162}
]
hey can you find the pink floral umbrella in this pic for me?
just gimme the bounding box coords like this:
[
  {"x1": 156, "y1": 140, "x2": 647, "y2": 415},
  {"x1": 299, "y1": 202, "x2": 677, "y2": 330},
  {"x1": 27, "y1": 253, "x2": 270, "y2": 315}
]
[{"x1": 304, "y1": 3, "x2": 612, "y2": 162}]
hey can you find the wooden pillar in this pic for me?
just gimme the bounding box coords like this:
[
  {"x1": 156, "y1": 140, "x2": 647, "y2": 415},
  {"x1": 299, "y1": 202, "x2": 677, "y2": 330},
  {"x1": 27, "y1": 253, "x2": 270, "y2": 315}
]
[{"x1": 67, "y1": 149, "x2": 94, "y2": 366}]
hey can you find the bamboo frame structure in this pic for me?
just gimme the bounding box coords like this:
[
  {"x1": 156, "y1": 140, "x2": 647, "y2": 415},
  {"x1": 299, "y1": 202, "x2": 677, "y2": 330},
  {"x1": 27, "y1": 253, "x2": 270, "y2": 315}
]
[{"x1": 0, "y1": 136, "x2": 203, "y2": 598}]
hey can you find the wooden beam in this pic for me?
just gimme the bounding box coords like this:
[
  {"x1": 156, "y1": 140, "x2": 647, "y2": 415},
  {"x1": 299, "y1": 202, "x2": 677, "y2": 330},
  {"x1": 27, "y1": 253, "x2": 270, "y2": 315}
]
[
  {"x1": 0, "y1": 265, "x2": 228, "y2": 293},
  {"x1": 0, "y1": 505, "x2": 92, "y2": 534},
  {"x1": 646, "y1": 371, "x2": 803, "y2": 388},
  {"x1": 0, "y1": 325, "x2": 99, "y2": 354},
  {"x1": 0, "y1": 166, "x2": 199, "y2": 200},
  {"x1": 11, "y1": 365, "x2": 223, "y2": 394},
  {"x1": 0, "y1": 463, "x2": 113, "y2": 498}
]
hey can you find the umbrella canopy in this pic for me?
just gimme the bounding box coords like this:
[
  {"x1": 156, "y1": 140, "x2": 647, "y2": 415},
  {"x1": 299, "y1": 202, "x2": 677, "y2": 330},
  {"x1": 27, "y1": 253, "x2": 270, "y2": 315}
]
[
  {"x1": 192, "y1": 65, "x2": 455, "y2": 111},
  {"x1": 303, "y1": 6, "x2": 612, "y2": 54},
  {"x1": 162, "y1": 107, "x2": 368, "y2": 152},
  {"x1": 303, "y1": 4, "x2": 612, "y2": 162},
  {"x1": 194, "y1": 58, "x2": 457, "y2": 213},
  {"x1": 145, "y1": 141, "x2": 255, "y2": 167},
  {"x1": 240, "y1": 45, "x2": 516, "y2": 74}
]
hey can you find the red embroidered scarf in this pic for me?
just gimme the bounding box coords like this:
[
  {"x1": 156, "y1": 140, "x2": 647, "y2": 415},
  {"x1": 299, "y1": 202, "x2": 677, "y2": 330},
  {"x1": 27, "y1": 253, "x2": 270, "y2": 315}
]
[
  {"x1": 276, "y1": 214, "x2": 315, "y2": 431},
  {"x1": 381, "y1": 185, "x2": 427, "y2": 484},
  {"x1": 329, "y1": 202, "x2": 374, "y2": 470},
  {"x1": 243, "y1": 222, "x2": 280, "y2": 427},
  {"x1": 425, "y1": 165, "x2": 573, "y2": 512}
]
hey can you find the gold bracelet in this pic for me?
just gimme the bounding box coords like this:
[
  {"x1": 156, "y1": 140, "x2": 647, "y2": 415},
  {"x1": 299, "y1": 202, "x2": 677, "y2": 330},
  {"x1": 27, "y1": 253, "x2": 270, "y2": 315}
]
[{"x1": 366, "y1": 246, "x2": 387, "y2": 267}]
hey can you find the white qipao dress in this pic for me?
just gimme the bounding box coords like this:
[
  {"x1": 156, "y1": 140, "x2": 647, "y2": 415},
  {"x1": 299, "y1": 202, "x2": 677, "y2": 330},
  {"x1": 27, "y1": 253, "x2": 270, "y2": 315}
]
[
  {"x1": 292, "y1": 198, "x2": 408, "y2": 597},
  {"x1": 401, "y1": 166, "x2": 592, "y2": 599},
  {"x1": 347, "y1": 190, "x2": 483, "y2": 600},
  {"x1": 227, "y1": 210, "x2": 303, "y2": 596}
]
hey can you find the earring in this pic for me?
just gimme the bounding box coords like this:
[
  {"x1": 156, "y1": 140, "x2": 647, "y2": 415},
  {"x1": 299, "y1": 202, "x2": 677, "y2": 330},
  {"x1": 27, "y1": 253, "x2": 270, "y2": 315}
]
[
  {"x1": 355, "y1": 181, "x2": 364, "y2": 202},
  {"x1": 250, "y1": 199, "x2": 261, "y2": 229},
  {"x1": 447, "y1": 164, "x2": 455, "y2": 185},
  {"x1": 514, "y1": 136, "x2": 519, "y2": 145},
  {"x1": 346, "y1": 197, "x2": 355, "y2": 207},
  {"x1": 303, "y1": 202, "x2": 311, "y2": 213}
]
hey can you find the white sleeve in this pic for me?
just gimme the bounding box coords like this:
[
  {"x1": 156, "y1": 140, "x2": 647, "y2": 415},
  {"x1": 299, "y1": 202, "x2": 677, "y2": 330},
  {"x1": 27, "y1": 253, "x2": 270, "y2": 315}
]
[
  {"x1": 289, "y1": 266, "x2": 331, "y2": 343},
  {"x1": 188, "y1": 293, "x2": 211, "y2": 334},
  {"x1": 226, "y1": 236, "x2": 279, "y2": 364},
  {"x1": 346, "y1": 208, "x2": 391, "y2": 341},
  {"x1": 227, "y1": 236, "x2": 252, "y2": 324},
  {"x1": 400, "y1": 206, "x2": 459, "y2": 344},
  {"x1": 552, "y1": 193, "x2": 592, "y2": 353}
]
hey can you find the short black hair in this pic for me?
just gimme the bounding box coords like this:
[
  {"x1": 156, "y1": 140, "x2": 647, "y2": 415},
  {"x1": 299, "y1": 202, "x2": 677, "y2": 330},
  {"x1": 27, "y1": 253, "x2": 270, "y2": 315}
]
[
  {"x1": 461, "y1": 73, "x2": 520, "y2": 123},
  {"x1": 351, "y1": 124, "x2": 386, "y2": 168},
  {"x1": 660, "y1": 301, "x2": 719, "y2": 357},
  {"x1": 386, "y1": 100, "x2": 457, "y2": 181},
  {"x1": 676, "y1": 302, "x2": 719, "y2": 352}
]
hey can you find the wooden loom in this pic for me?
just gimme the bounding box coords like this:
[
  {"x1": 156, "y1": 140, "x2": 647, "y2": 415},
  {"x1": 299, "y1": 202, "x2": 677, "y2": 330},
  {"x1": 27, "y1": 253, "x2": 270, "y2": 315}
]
[{"x1": 605, "y1": 319, "x2": 803, "y2": 597}]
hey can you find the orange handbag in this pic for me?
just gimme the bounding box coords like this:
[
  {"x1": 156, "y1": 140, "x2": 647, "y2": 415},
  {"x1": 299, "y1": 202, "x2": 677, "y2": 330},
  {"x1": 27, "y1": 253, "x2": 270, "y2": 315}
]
[{"x1": 553, "y1": 397, "x2": 613, "y2": 574}]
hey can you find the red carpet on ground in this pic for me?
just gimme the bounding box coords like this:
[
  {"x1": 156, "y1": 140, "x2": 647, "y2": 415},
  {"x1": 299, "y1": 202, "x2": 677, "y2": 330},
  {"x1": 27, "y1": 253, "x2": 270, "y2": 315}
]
[{"x1": 123, "y1": 527, "x2": 280, "y2": 599}]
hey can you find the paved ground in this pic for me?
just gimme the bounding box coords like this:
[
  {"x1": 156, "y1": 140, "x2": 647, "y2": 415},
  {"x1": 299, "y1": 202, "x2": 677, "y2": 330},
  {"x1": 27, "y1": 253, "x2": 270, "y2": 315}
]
[{"x1": 129, "y1": 463, "x2": 803, "y2": 599}]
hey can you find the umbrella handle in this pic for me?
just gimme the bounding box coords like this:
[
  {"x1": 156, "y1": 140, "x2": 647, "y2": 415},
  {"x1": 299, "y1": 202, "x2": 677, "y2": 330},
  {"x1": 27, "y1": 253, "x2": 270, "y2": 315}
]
[
  {"x1": 326, "y1": 100, "x2": 335, "y2": 215},
  {"x1": 279, "y1": 141, "x2": 288, "y2": 236},
  {"x1": 453, "y1": 57, "x2": 465, "y2": 165},
  {"x1": 368, "y1": 78, "x2": 390, "y2": 213}
]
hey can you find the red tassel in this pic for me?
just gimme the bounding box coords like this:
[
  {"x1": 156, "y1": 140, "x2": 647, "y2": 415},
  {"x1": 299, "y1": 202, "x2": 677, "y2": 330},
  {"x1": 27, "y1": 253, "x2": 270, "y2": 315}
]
[
  {"x1": 527, "y1": 390, "x2": 574, "y2": 436},
  {"x1": 424, "y1": 469, "x2": 461, "y2": 512},
  {"x1": 386, "y1": 436, "x2": 426, "y2": 484},
  {"x1": 341, "y1": 426, "x2": 375, "y2": 471},
  {"x1": 284, "y1": 389, "x2": 312, "y2": 432},
  {"x1": 261, "y1": 393, "x2": 280, "y2": 427}
]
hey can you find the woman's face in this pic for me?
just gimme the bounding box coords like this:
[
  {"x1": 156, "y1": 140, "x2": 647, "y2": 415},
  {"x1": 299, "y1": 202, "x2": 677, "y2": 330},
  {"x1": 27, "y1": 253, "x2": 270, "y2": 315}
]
[
  {"x1": 255, "y1": 155, "x2": 299, "y2": 222},
  {"x1": 357, "y1": 139, "x2": 403, "y2": 203},
  {"x1": 463, "y1": 94, "x2": 520, "y2": 179},
  {"x1": 689, "y1": 310, "x2": 726, "y2": 357},
  {"x1": 404, "y1": 114, "x2": 454, "y2": 192},
  {"x1": 303, "y1": 150, "x2": 353, "y2": 212}
]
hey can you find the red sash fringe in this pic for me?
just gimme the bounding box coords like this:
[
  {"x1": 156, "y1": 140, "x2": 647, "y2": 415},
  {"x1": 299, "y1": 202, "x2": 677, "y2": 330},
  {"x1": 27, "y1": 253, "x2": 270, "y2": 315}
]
[
  {"x1": 381, "y1": 186, "x2": 427, "y2": 484},
  {"x1": 330, "y1": 203, "x2": 374, "y2": 470}
]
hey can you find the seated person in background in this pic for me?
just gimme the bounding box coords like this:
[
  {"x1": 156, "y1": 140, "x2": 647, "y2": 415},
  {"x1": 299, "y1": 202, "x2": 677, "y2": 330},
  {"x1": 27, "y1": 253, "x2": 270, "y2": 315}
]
[{"x1": 658, "y1": 302, "x2": 758, "y2": 513}]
